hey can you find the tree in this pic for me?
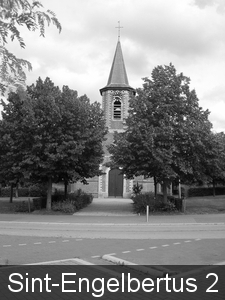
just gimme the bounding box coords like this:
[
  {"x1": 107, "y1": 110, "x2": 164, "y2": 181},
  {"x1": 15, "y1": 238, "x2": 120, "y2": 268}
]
[
  {"x1": 0, "y1": 87, "x2": 34, "y2": 201},
  {"x1": 0, "y1": 77, "x2": 107, "y2": 208},
  {"x1": 0, "y1": 0, "x2": 61, "y2": 94},
  {"x1": 204, "y1": 132, "x2": 225, "y2": 195},
  {"x1": 108, "y1": 64, "x2": 213, "y2": 202}
]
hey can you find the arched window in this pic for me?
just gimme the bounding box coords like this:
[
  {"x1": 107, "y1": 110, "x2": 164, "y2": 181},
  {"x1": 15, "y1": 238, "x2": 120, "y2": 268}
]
[{"x1": 113, "y1": 98, "x2": 122, "y2": 120}]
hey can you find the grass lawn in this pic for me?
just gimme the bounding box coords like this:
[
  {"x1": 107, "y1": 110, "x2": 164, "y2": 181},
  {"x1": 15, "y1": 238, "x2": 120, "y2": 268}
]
[
  {"x1": 0, "y1": 197, "x2": 35, "y2": 214},
  {"x1": 185, "y1": 195, "x2": 225, "y2": 214}
]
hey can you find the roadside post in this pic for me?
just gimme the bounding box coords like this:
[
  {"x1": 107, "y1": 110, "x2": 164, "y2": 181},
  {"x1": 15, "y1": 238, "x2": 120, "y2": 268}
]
[{"x1": 146, "y1": 205, "x2": 149, "y2": 222}]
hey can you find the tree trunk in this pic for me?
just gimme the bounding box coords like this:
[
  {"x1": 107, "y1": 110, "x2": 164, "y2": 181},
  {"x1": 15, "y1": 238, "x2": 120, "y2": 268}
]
[
  {"x1": 162, "y1": 180, "x2": 168, "y2": 203},
  {"x1": 46, "y1": 177, "x2": 52, "y2": 210},
  {"x1": 64, "y1": 180, "x2": 68, "y2": 199},
  {"x1": 9, "y1": 182, "x2": 13, "y2": 203},
  {"x1": 15, "y1": 183, "x2": 19, "y2": 198}
]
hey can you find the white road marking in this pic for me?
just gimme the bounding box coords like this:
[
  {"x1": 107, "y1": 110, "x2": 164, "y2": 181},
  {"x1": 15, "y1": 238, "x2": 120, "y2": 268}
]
[
  {"x1": 161, "y1": 244, "x2": 169, "y2": 247},
  {"x1": 48, "y1": 241, "x2": 56, "y2": 243},
  {"x1": 136, "y1": 249, "x2": 144, "y2": 251},
  {"x1": 105, "y1": 253, "x2": 116, "y2": 256},
  {"x1": 195, "y1": 238, "x2": 201, "y2": 241},
  {"x1": 173, "y1": 242, "x2": 181, "y2": 245},
  {"x1": 3, "y1": 245, "x2": 11, "y2": 247},
  {"x1": 184, "y1": 240, "x2": 191, "y2": 243},
  {"x1": 34, "y1": 242, "x2": 42, "y2": 245},
  {"x1": 149, "y1": 246, "x2": 157, "y2": 249},
  {"x1": 122, "y1": 251, "x2": 131, "y2": 253},
  {"x1": 62, "y1": 240, "x2": 69, "y2": 243},
  {"x1": 19, "y1": 244, "x2": 27, "y2": 246},
  {"x1": 91, "y1": 255, "x2": 100, "y2": 258}
]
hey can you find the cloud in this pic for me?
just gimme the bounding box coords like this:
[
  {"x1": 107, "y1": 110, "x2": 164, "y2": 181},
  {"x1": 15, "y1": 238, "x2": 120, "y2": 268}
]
[
  {"x1": 201, "y1": 85, "x2": 225, "y2": 132},
  {"x1": 208, "y1": 101, "x2": 225, "y2": 133},
  {"x1": 193, "y1": 0, "x2": 225, "y2": 13},
  {"x1": 1, "y1": 0, "x2": 225, "y2": 132}
]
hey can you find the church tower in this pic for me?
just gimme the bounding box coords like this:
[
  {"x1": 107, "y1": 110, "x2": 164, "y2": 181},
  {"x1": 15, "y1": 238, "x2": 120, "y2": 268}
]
[
  {"x1": 100, "y1": 40, "x2": 135, "y2": 131},
  {"x1": 98, "y1": 35, "x2": 135, "y2": 198},
  {"x1": 69, "y1": 28, "x2": 155, "y2": 198}
]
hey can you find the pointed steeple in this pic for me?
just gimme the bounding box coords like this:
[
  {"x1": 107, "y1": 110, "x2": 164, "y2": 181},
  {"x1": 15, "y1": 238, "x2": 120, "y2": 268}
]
[
  {"x1": 100, "y1": 40, "x2": 135, "y2": 95},
  {"x1": 107, "y1": 40, "x2": 129, "y2": 86}
]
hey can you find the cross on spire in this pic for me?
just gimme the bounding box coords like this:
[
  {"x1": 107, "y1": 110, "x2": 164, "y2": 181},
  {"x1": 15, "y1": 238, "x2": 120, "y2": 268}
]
[{"x1": 116, "y1": 21, "x2": 123, "y2": 41}]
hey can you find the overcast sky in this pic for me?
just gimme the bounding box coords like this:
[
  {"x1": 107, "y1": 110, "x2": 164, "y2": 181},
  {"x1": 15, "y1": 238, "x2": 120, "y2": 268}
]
[{"x1": 6, "y1": 0, "x2": 225, "y2": 132}]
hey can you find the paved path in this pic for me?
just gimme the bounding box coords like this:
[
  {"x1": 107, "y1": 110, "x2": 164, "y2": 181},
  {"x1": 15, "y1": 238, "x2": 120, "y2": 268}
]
[{"x1": 74, "y1": 197, "x2": 134, "y2": 216}]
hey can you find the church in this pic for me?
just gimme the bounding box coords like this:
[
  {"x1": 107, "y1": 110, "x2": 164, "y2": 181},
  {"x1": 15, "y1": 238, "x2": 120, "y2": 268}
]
[{"x1": 70, "y1": 36, "x2": 155, "y2": 198}]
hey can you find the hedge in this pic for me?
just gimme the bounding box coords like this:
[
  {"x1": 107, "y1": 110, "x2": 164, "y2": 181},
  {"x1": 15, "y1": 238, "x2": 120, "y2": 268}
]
[
  {"x1": 0, "y1": 185, "x2": 46, "y2": 197},
  {"x1": 132, "y1": 192, "x2": 182, "y2": 214},
  {"x1": 188, "y1": 187, "x2": 225, "y2": 197}
]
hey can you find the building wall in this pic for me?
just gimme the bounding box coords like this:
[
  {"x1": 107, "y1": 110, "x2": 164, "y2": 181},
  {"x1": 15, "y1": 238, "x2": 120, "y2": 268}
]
[{"x1": 133, "y1": 176, "x2": 155, "y2": 194}]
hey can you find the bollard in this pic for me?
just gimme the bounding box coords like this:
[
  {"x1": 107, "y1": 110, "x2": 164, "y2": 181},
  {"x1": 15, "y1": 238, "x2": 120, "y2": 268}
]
[{"x1": 146, "y1": 205, "x2": 149, "y2": 223}]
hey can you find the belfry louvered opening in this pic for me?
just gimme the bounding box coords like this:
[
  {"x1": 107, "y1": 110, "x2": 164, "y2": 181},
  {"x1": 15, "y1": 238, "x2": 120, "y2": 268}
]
[{"x1": 113, "y1": 99, "x2": 122, "y2": 119}]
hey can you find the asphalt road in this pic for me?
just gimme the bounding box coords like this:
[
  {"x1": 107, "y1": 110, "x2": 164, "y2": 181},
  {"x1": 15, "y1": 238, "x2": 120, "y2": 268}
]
[{"x1": 0, "y1": 216, "x2": 225, "y2": 265}]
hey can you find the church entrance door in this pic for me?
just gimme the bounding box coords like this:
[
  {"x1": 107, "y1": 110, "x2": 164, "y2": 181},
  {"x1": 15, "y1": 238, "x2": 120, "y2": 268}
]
[{"x1": 108, "y1": 169, "x2": 123, "y2": 197}]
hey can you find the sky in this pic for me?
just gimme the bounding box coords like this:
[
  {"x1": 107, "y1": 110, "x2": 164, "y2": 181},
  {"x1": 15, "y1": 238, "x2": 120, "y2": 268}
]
[{"x1": 5, "y1": 0, "x2": 225, "y2": 132}]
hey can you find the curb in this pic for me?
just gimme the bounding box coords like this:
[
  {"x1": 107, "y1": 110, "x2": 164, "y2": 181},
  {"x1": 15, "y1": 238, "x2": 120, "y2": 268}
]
[{"x1": 0, "y1": 221, "x2": 224, "y2": 226}]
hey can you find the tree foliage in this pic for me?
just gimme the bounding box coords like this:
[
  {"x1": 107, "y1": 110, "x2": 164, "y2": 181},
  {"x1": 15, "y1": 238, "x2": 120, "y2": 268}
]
[
  {"x1": 0, "y1": 77, "x2": 107, "y2": 208},
  {"x1": 0, "y1": 0, "x2": 62, "y2": 94},
  {"x1": 108, "y1": 64, "x2": 214, "y2": 202},
  {"x1": 204, "y1": 132, "x2": 225, "y2": 194}
]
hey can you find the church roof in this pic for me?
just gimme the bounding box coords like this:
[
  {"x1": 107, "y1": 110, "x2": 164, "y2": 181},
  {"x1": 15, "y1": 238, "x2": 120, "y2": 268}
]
[{"x1": 100, "y1": 40, "x2": 135, "y2": 95}]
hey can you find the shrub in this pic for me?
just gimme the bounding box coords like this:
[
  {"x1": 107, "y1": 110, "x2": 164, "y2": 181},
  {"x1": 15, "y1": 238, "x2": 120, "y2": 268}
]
[
  {"x1": 132, "y1": 182, "x2": 143, "y2": 196},
  {"x1": 132, "y1": 192, "x2": 156, "y2": 214},
  {"x1": 52, "y1": 193, "x2": 66, "y2": 203},
  {"x1": 52, "y1": 200, "x2": 75, "y2": 213},
  {"x1": 132, "y1": 192, "x2": 178, "y2": 214},
  {"x1": 68, "y1": 189, "x2": 93, "y2": 211},
  {"x1": 32, "y1": 189, "x2": 93, "y2": 213},
  {"x1": 168, "y1": 196, "x2": 183, "y2": 211}
]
